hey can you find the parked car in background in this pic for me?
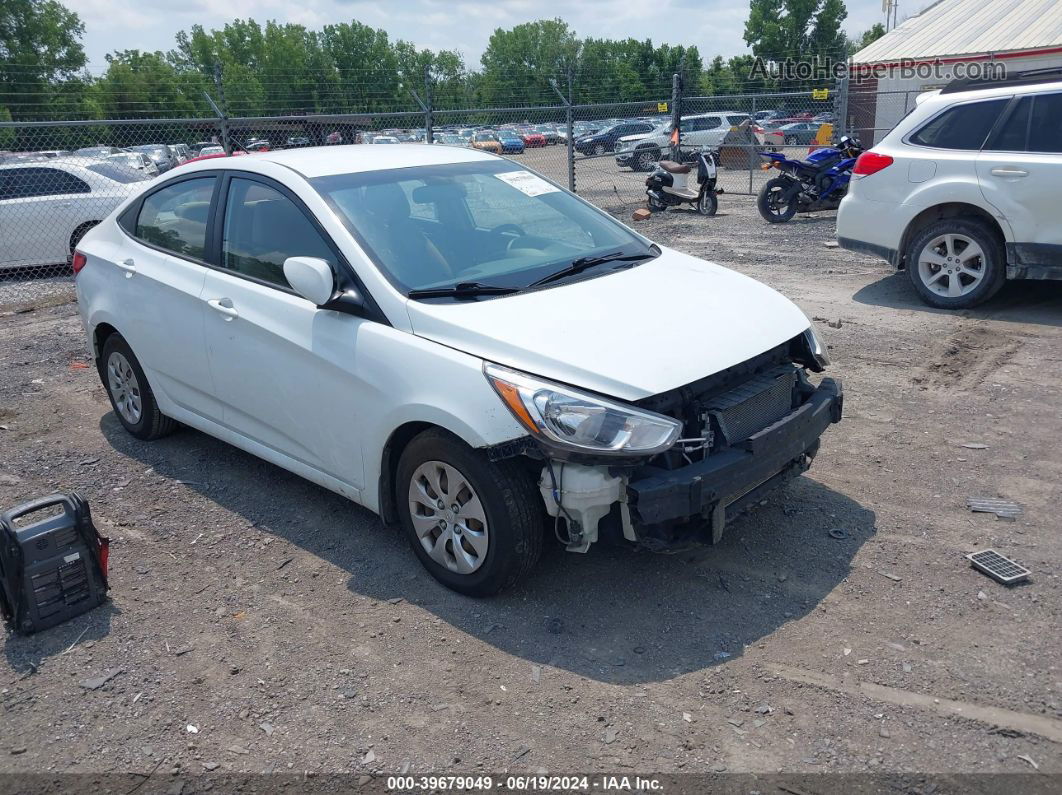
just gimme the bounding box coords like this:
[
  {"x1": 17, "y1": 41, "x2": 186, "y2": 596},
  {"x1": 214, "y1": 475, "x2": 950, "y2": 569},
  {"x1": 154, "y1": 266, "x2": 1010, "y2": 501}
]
[
  {"x1": 107, "y1": 152, "x2": 159, "y2": 177},
  {"x1": 520, "y1": 130, "x2": 547, "y2": 148},
  {"x1": 128, "y1": 144, "x2": 179, "y2": 173},
  {"x1": 497, "y1": 131, "x2": 525, "y2": 154},
  {"x1": 0, "y1": 159, "x2": 147, "y2": 269},
  {"x1": 191, "y1": 142, "x2": 218, "y2": 155},
  {"x1": 777, "y1": 123, "x2": 822, "y2": 145},
  {"x1": 34, "y1": 150, "x2": 70, "y2": 159},
  {"x1": 838, "y1": 73, "x2": 1062, "y2": 309},
  {"x1": 754, "y1": 110, "x2": 784, "y2": 125},
  {"x1": 286, "y1": 136, "x2": 312, "y2": 148},
  {"x1": 168, "y1": 144, "x2": 190, "y2": 164},
  {"x1": 576, "y1": 120, "x2": 655, "y2": 156},
  {"x1": 436, "y1": 134, "x2": 466, "y2": 147},
  {"x1": 615, "y1": 113, "x2": 752, "y2": 171},
  {"x1": 75, "y1": 146, "x2": 124, "y2": 159},
  {"x1": 535, "y1": 125, "x2": 562, "y2": 144},
  {"x1": 245, "y1": 139, "x2": 272, "y2": 152},
  {"x1": 471, "y1": 132, "x2": 503, "y2": 154},
  {"x1": 73, "y1": 143, "x2": 841, "y2": 595},
  {"x1": 370, "y1": 136, "x2": 400, "y2": 145},
  {"x1": 197, "y1": 145, "x2": 225, "y2": 157}
]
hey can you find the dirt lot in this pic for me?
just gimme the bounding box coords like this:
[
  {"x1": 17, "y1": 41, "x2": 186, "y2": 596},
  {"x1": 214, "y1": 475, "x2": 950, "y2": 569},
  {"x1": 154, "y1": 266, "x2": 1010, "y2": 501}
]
[{"x1": 1, "y1": 193, "x2": 1061, "y2": 787}]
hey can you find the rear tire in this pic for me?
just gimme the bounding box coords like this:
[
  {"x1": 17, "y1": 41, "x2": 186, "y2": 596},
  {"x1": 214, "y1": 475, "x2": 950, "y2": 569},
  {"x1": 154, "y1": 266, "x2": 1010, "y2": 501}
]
[
  {"x1": 593, "y1": 143, "x2": 606, "y2": 156},
  {"x1": 70, "y1": 221, "x2": 99, "y2": 255},
  {"x1": 757, "y1": 177, "x2": 798, "y2": 223},
  {"x1": 397, "y1": 429, "x2": 543, "y2": 596},
  {"x1": 99, "y1": 334, "x2": 178, "y2": 441},
  {"x1": 904, "y1": 218, "x2": 1006, "y2": 309}
]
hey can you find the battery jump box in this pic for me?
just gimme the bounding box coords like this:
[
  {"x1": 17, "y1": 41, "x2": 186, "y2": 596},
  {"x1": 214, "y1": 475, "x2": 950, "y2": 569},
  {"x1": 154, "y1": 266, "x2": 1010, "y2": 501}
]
[{"x1": 0, "y1": 493, "x2": 109, "y2": 635}]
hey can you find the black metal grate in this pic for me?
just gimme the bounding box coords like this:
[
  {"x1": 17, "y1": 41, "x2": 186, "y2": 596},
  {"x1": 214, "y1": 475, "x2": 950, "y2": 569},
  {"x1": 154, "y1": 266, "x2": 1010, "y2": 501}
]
[
  {"x1": 966, "y1": 549, "x2": 1031, "y2": 584},
  {"x1": 707, "y1": 366, "x2": 797, "y2": 444}
]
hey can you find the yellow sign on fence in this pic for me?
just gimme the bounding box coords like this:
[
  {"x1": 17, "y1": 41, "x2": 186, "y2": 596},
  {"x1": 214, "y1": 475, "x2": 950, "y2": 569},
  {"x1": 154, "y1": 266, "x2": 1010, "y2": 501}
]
[
  {"x1": 811, "y1": 89, "x2": 830, "y2": 100},
  {"x1": 657, "y1": 102, "x2": 669, "y2": 113}
]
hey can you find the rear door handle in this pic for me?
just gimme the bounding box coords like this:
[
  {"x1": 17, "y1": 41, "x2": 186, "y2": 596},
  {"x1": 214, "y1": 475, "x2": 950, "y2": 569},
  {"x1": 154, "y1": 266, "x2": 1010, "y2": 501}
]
[
  {"x1": 116, "y1": 258, "x2": 136, "y2": 278},
  {"x1": 207, "y1": 298, "x2": 239, "y2": 321},
  {"x1": 990, "y1": 167, "x2": 1029, "y2": 178}
]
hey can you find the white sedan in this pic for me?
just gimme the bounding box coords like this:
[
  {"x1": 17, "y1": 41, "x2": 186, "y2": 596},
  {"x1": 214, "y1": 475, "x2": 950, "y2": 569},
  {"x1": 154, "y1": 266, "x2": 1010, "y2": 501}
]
[
  {"x1": 74, "y1": 145, "x2": 841, "y2": 594},
  {"x1": 0, "y1": 159, "x2": 148, "y2": 270}
]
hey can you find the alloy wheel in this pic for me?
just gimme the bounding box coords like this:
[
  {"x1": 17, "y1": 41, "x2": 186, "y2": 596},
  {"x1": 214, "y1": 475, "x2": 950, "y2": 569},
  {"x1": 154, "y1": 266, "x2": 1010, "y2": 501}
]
[
  {"x1": 916, "y1": 233, "x2": 986, "y2": 298},
  {"x1": 408, "y1": 460, "x2": 489, "y2": 574},
  {"x1": 107, "y1": 351, "x2": 143, "y2": 425}
]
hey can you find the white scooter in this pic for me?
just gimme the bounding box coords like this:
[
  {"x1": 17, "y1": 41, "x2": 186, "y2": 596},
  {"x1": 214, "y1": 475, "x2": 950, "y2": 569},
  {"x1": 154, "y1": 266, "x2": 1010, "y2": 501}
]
[{"x1": 645, "y1": 149, "x2": 720, "y2": 216}]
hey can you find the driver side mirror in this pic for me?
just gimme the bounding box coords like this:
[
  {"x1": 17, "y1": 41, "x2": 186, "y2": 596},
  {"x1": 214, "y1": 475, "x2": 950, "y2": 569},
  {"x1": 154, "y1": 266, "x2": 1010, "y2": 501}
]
[{"x1": 283, "y1": 256, "x2": 335, "y2": 306}]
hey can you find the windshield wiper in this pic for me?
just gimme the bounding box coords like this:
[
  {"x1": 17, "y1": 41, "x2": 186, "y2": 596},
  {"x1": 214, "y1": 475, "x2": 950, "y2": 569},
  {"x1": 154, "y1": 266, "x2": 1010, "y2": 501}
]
[
  {"x1": 407, "y1": 281, "x2": 521, "y2": 300},
  {"x1": 529, "y1": 249, "x2": 658, "y2": 288}
]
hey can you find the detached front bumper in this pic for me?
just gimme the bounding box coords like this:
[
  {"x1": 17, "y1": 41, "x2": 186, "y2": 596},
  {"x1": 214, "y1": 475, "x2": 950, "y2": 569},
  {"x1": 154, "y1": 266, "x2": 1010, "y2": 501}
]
[{"x1": 627, "y1": 377, "x2": 843, "y2": 532}]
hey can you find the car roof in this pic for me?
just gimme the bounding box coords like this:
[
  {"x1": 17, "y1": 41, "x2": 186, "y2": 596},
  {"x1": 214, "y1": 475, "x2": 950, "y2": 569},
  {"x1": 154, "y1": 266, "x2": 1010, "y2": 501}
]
[
  {"x1": 0, "y1": 158, "x2": 88, "y2": 172},
  {"x1": 178, "y1": 142, "x2": 496, "y2": 179},
  {"x1": 926, "y1": 78, "x2": 1062, "y2": 106}
]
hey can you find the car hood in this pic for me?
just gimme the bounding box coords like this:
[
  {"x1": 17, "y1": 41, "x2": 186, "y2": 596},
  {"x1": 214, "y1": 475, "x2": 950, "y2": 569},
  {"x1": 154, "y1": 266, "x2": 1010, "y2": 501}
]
[{"x1": 404, "y1": 246, "x2": 811, "y2": 402}]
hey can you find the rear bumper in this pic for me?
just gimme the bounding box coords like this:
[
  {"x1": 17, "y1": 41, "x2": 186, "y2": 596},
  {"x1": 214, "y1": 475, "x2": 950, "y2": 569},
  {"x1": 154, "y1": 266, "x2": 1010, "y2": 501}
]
[
  {"x1": 627, "y1": 377, "x2": 843, "y2": 527},
  {"x1": 837, "y1": 236, "x2": 899, "y2": 267}
]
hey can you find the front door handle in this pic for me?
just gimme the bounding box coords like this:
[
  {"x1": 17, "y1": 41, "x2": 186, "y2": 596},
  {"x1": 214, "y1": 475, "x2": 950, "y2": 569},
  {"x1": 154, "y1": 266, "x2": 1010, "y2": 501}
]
[
  {"x1": 990, "y1": 167, "x2": 1029, "y2": 178},
  {"x1": 207, "y1": 298, "x2": 239, "y2": 321},
  {"x1": 116, "y1": 258, "x2": 136, "y2": 278}
]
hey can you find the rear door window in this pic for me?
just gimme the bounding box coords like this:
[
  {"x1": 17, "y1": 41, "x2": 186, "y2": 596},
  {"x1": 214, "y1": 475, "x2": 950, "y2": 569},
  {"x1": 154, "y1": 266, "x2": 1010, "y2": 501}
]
[
  {"x1": 909, "y1": 99, "x2": 1009, "y2": 150},
  {"x1": 1027, "y1": 92, "x2": 1062, "y2": 153},
  {"x1": 0, "y1": 167, "x2": 89, "y2": 199},
  {"x1": 134, "y1": 177, "x2": 216, "y2": 260}
]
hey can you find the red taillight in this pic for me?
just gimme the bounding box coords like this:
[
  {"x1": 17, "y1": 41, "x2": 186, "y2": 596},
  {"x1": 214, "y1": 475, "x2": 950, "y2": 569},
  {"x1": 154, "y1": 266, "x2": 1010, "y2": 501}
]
[
  {"x1": 71, "y1": 251, "x2": 88, "y2": 275},
  {"x1": 853, "y1": 151, "x2": 894, "y2": 177}
]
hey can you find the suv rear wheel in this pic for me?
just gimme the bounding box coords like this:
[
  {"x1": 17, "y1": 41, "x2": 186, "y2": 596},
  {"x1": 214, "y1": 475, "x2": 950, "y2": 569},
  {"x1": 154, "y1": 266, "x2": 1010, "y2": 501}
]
[{"x1": 905, "y1": 218, "x2": 1006, "y2": 309}]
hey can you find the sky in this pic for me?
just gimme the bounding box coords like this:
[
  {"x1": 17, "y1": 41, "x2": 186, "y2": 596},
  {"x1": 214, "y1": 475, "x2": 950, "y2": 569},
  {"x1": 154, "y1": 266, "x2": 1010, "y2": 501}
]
[{"x1": 65, "y1": 0, "x2": 906, "y2": 70}]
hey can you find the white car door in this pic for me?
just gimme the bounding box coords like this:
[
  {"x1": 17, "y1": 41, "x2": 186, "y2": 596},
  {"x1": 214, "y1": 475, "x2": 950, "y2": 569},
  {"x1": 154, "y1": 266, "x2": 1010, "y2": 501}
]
[
  {"x1": 0, "y1": 166, "x2": 86, "y2": 267},
  {"x1": 114, "y1": 174, "x2": 221, "y2": 419},
  {"x1": 977, "y1": 91, "x2": 1062, "y2": 267},
  {"x1": 201, "y1": 174, "x2": 370, "y2": 491}
]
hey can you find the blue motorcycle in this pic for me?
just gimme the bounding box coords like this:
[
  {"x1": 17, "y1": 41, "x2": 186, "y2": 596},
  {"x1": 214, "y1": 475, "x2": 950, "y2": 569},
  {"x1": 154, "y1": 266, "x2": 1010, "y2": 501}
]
[{"x1": 756, "y1": 136, "x2": 863, "y2": 223}]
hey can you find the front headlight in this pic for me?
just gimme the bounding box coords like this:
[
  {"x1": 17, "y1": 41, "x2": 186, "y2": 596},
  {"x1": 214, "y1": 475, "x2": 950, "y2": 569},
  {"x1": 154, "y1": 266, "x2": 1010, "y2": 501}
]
[
  {"x1": 484, "y1": 363, "x2": 681, "y2": 456},
  {"x1": 803, "y1": 326, "x2": 830, "y2": 370}
]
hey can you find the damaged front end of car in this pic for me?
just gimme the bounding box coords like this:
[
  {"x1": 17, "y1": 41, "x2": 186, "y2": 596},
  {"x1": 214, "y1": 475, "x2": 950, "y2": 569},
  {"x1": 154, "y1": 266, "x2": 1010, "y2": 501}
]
[{"x1": 485, "y1": 328, "x2": 842, "y2": 553}]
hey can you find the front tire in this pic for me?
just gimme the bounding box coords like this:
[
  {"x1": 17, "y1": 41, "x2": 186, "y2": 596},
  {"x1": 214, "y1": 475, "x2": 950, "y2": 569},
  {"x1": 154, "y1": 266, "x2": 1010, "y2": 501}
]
[
  {"x1": 757, "y1": 177, "x2": 798, "y2": 223},
  {"x1": 697, "y1": 190, "x2": 718, "y2": 216},
  {"x1": 634, "y1": 148, "x2": 660, "y2": 172},
  {"x1": 397, "y1": 429, "x2": 543, "y2": 596},
  {"x1": 99, "y1": 334, "x2": 177, "y2": 440},
  {"x1": 593, "y1": 143, "x2": 606, "y2": 156},
  {"x1": 905, "y1": 219, "x2": 1006, "y2": 309}
]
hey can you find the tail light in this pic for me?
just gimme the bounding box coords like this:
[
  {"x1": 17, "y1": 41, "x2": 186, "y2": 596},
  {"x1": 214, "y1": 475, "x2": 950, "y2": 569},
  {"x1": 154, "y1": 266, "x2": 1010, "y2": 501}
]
[
  {"x1": 853, "y1": 151, "x2": 894, "y2": 177},
  {"x1": 71, "y1": 251, "x2": 88, "y2": 275}
]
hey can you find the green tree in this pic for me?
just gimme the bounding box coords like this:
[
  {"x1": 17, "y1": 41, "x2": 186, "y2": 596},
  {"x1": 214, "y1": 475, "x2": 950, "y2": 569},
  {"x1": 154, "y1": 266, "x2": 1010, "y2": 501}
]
[
  {"x1": 480, "y1": 19, "x2": 579, "y2": 106},
  {"x1": 0, "y1": 0, "x2": 87, "y2": 120},
  {"x1": 744, "y1": 0, "x2": 850, "y2": 87},
  {"x1": 849, "y1": 23, "x2": 886, "y2": 57},
  {"x1": 93, "y1": 50, "x2": 208, "y2": 118}
]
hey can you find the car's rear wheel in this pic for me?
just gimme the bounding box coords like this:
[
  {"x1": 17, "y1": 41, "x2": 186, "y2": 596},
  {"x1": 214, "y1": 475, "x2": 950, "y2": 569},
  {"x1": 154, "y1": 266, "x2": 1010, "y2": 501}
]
[
  {"x1": 905, "y1": 219, "x2": 1006, "y2": 308},
  {"x1": 397, "y1": 429, "x2": 543, "y2": 596},
  {"x1": 100, "y1": 334, "x2": 177, "y2": 440},
  {"x1": 635, "y1": 148, "x2": 660, "y2": 172},
  {"x1": 785, "y1": 135, "x2": 797, "y2": 145},
  {"x1": 593, "y1": 143, "x2": 606, "y2": 156},
  {"x1": 70, "y1": 221, "x2": 99, "y2": 255}
]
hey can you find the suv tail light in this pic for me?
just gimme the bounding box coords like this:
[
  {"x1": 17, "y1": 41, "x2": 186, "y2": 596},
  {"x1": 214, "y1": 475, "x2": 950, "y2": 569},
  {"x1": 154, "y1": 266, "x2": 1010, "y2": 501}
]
[
  {"x1": 71, "y1": 251, "x2": 88, "y2": 275},
  {"x1": 853, "y1": 151, "x2": 894, "y2": 177}
]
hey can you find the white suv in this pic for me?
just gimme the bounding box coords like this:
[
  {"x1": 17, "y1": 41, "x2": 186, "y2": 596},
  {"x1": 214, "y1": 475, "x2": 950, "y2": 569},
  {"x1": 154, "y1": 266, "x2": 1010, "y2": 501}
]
[
  {"x1": 615, "y1": 112, "x2": 752, "y2": 171},
  {"x1": 837, "y1": 73, "x2": 1062, "y2": 308}
]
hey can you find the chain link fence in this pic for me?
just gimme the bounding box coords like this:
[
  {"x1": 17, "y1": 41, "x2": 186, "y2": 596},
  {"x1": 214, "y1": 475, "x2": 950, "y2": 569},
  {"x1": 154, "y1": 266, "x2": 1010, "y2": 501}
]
[{"x1": 2, "y1": 78, "x2": 857, "y2": 311}]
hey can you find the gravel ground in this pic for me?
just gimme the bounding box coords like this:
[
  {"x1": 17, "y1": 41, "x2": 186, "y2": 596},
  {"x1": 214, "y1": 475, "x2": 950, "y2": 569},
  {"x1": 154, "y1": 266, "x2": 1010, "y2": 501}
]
[{"x1": 1, "y1": 192, "x2": 1061, "y2": 786}]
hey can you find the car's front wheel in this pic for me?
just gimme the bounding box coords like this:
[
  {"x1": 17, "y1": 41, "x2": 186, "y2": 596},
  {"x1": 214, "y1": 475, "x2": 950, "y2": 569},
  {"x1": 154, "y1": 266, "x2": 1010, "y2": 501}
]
[
  {"x1": 397, "y1": 429, "x2": 543, "y2": 596},
  {"x1": 634, "y1": 148, "x2": 660, "y2": 171},
  {"x1": 905, "y1": 219, "x2": 1006, "y2": 308},
  {"x1": 99, "y1": 333, "x2": 178, "y2": 440},
  {"x1": 593, "y1": 143, "x2": 606, "y2": 156}
]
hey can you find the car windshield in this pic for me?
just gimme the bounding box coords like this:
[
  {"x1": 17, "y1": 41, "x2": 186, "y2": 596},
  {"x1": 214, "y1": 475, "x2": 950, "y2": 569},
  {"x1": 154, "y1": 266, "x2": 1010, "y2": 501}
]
[
  {"x1": 85, "y1": 162, "x2": 150, "y2": 183},
  {"x1": 313, "y1": 160, "x2": 652, "y2": 296}
]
